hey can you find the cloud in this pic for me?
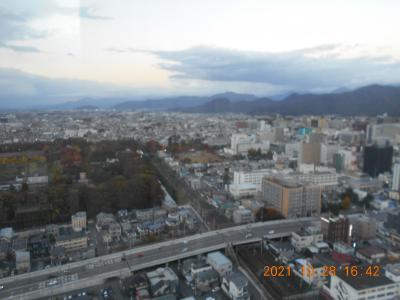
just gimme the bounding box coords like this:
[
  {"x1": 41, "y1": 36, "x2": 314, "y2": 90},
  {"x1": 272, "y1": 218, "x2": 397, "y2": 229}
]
[
  {"x1": 80, "y1": 7, "x2": 112, "y2": 21},
  {"x1": 0, "y1": 68, "x2": 127, "y2": 107},
  {"x1": 141, "y1": 45, "x2": 400, "y2": 92},
  {"x1": 0, "y1": 7, "x2": 46, "y2": 52},
  {"x1": 0, "y1": 44, "x2": 41, "y2": 53}
]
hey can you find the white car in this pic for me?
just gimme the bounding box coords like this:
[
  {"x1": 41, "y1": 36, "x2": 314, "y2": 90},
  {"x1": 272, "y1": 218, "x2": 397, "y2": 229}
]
[
  {"x1": 245, "y1": 233, "x2": 252, "y2": 238},
  {"x1": 0, "y1": 285, "x2": 4, "y2": 290},
  {"x1": 47, "y1": 280, "x2": 58, "y2": 286},
  {"x1": 268, "y1": 230, "x2": 275, "y2": 234},
  {"x1": 212, "y1": 286, "x2": 220, "y2": 293}
]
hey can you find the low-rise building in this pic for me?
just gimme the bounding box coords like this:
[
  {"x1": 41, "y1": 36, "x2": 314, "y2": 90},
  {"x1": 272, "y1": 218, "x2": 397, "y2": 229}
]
[
  {"x1": 15, "y1": 250, "x2": 30, "y2": 273},
  {"x1": 232, "y1": 207, "x2": 253, "y2": 224},
  {"x1": 108, "y1": 222, "x2": 122, "y2": 241},
  {"x1": 328, "y1": 269, "x2": 397, "y2": 300},
  {"x1": 221, "y1": 272, "x2": 250, "y2": 300},
  {"x1": 146, "y1": 267, "x2": 179, "y2": 297},
  {"x1": 291, "y1": 226, "x2": 323, "y2": 251},
  {"x1": 207, "y1": 252, "x2": 232, "y2": 277},
  {"x1": 55, "y1": 230, "x2": 88, "y2": 252},
  {"x1": 356, "y1": 246, "x2": 386, "y2": 264},
  {"x1": 194, "y1": 269, "x2": 219, "y2": 292}
]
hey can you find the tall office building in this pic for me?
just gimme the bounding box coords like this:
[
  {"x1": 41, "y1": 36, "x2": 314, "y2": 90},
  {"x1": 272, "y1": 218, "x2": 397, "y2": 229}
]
[
  {"x1": 321, "y1": 215, "x2": 351, "y2": 244},
  {"x1": 262, "y1": 176, "x2": 321, "y2": 218},
  {"x1": 363, "y1": 144, "x2": 393, "y2": 177},
  {"x1": 393, "y1": 163, "x2": 400, "y2": 191}
]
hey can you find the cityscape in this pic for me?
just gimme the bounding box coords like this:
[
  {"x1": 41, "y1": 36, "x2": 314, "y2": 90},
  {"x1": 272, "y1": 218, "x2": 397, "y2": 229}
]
[{"x1": 1, "y1": 1, "x2": 400, "y2": 300}]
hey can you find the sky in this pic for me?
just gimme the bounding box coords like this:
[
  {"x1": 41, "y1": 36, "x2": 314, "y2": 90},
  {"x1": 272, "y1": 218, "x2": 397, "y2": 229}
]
[{"x1": 0, "y1": 0, "x2": 400, "y2": 105}]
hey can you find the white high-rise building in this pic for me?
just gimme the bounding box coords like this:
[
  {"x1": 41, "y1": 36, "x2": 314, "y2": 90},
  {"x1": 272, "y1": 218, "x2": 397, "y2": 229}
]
[
  {"x1": 393, "y1": 163, "x2": 400, "y2": 191},
  {"x1": 71, "y1": 211, "x2": 87, "y2": 232}
]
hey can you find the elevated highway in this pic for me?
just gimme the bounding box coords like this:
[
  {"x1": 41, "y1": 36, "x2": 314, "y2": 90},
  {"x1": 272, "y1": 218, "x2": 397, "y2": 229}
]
[{"x1": 0, "y1": 217, "x2": 318, "y2": 299}]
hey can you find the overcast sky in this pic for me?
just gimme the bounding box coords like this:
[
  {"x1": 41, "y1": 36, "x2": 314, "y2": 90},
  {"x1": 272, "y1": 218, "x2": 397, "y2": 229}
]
[{"x1": 1, "y1": 0, "x2": 400, "y2": 104}]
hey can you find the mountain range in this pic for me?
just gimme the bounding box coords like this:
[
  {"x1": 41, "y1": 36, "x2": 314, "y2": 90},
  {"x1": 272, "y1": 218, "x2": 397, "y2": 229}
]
[
  {"x1": 2, "y1": 84, "x2": 400, "y2": 116},
  {"x1": 176, "y1": 85, "x2": 400, "y2": 115}
]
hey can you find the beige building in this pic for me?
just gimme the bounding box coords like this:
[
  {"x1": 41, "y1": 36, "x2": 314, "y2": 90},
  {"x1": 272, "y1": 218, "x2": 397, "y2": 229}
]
[
  {"x1": 55, "y1": 231, "x2": 88, "y2": 252},
  {"x1": 262, "y1": 176, "x2": 321, "y2": 218},
  {"x1": 299, "y1": 142, "x2": 321, "y2": 165}
]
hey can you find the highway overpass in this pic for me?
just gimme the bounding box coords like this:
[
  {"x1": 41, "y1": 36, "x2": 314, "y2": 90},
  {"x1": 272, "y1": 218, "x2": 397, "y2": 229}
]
[{"x1": 0, "y1": 217, "x2": 318, "y2": 299}]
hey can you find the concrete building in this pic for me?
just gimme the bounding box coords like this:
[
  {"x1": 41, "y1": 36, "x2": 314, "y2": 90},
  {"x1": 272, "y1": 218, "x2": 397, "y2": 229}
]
[
  {"x1": 292, "y1": 171, "x2": 338, "y2": 190},
  {"x1": 367, "y1": 123, "x2": 400, "y2": 144},
  {"x1": 348, "y1": 215, "x2": 376, "y2": 240},
  {"x1": 320, "y1": 143, "x2": 339, "y2": 165},
  {"x1": 232, "y1": 169, "x2": 271, "y2": 192},
  {"x1": 291, "y1": 226, "x2": 323, "y2": 251},
  {"x1": 321, "y1": 215, "x2": 350, "y2": 244},
  {"x1": 262, "y1": 176, "x2": 322, "y2": 218},
  {"x1": 363, "y1": 143, "x2": 393, "y2": 178},
  {"x1": 232, "y1": 207, "x2": 253, "y2": 224},
  {"x1": 108, "y1": 222, "x2": 122, "y2": 241},
  {"x1": 206, "y1": 251, "x2": 232, "y2": 277},
  {"x1": 221, "y1": 272, "x2": 250, "y2": 300},
  {"x1": 299, "y1": 142, "x2": 321, "y2": 165},
  {"x1": 227, "y1": 133, "x2": 269, "y2": 155},
  {"x1": 356, "y1": 245, "x2": 386, "y2": 264},
  {"x1": 393, "y1": 163, "x2": 400, "y2": 191},
  {"x1": 229, "y1": 183, "x2": 258, "y2": 199},
  {"x1": 194, "y1": 269, "x2": 219, "y2": 292},
  {"x1": 15, "y1": 250, "x2": 30, "y2": 273},
  {"x1": 71, "y1": 211, "x2": 87, "y2": 232},
  {"x1": 55, "y1": 231, "x2": 88, "y2": 252},
  {"x1": 146, "y1": 267, "x2": 179, "y2": 297},
  {"x1": 329, "y1": 269, "x2": 397, "y2": 300},
  {"x1": 385, "y1": 210, "x2": 400, "y2": 234}
]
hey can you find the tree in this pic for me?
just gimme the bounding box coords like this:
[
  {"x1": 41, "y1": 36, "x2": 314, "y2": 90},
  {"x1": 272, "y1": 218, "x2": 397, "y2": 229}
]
[
  {"x1": 328, "y1": 203, "x2": 340, "y2": 216},
  {"x1": 362, "y1": 194, "x2": 373, "y2": 209},
  {"x1": 255, "y1": 207, "x2": 283, "y2": 221},
  {"x1": 341, "y1": 195, "x2": 351, "y2": 209}
]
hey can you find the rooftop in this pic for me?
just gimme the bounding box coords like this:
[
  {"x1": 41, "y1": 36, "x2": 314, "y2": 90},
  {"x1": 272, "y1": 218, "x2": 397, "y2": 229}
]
[
  {"x1": 207, "y1": 251, "x2": 232, "y2": 265},
  {"x1": 337, "y1": 267, "x2": 394, "y2": 290}
]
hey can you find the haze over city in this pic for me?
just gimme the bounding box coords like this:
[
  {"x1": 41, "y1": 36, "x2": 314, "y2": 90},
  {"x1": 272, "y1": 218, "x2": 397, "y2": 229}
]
[{"x1": 1, "y1": 0, "x2": 400, "y2": 107}]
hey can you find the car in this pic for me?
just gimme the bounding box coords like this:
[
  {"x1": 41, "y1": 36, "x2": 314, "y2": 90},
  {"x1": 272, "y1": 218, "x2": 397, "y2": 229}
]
[
  {"x1": 182, "y1": 247, "x2": 188, "y2": 252},
  {"x1": 183, "y1": 240, "x2": 188, "y2": 244},
  {"x1": 268, "y1": 230, "x2": 275, "y2": 234},
  {"x1": 212, "y1": 286, "x2": 220, "y2": 293},
  {"x1": 136, "y1": 253, "x2": 144, "y2": 257},
  {"x1": 47, "y1": 279, "x2": 58, "y2": 286},
  {"x1": 245, "y1": 232, "x2": 252, "y2": 238},
  {"x1": 0, "y1": 285, "x2": 4, "y2": 290}
]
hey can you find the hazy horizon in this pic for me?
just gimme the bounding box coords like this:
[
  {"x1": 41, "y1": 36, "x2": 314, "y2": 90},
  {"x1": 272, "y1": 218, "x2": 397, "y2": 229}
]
[{"x1": 1, "y1": 0, "x2": 400, "y2": 106}]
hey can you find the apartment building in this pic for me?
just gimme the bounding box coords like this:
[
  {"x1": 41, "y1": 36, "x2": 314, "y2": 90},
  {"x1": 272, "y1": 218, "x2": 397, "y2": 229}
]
[{"x1": 262, "y1": 176, "x2": 322, "y2": 218}]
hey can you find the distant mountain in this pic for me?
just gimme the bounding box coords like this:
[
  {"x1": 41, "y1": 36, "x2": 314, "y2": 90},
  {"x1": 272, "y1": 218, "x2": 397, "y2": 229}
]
[
  {"x1": 76, "y1": 105, "x2": 99, "y2": 110},
  {"x1": 210, "y1": 92, "x2": 258, "y2": 102},
  {"x1": 113, "y1": 92, "x2": 257, "y2": 110},
  {"x1": 179, "y1": 85, "x2": 400, "y2": 115},
  {"x1": 40, "y1": 97, "x2": 131, "y2": 110}
]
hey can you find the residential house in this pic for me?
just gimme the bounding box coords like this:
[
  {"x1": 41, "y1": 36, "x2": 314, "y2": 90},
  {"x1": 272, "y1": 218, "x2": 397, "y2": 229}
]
[{"x1": 221, "y1": 272, "x2": 250, "y2": 300}]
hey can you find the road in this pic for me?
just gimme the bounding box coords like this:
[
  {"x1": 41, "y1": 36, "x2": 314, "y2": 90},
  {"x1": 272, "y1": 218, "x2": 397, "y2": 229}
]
[{"x1": 0, "y1": 217, "x2": 318, "y2": 299}]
